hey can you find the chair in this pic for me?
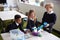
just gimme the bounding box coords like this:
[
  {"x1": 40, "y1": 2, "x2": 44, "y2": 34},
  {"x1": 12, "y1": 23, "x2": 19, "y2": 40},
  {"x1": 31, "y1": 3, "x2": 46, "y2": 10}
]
[
  {"x1": 22, "y1": 18, "x2": 28, "y2": 29},
  {"x1": 0, "y1": 18, "x2": 3, "y2": 33},
  {"x1": 1, "y1": 19, "x2": 13, "y2": 33}
]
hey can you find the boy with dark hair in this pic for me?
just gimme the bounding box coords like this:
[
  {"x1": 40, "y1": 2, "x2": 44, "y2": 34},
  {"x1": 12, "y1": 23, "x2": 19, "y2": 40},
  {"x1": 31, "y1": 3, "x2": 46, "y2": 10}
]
[{"x1": 6, "y1": 14, "x2": 26, "y2": 33}]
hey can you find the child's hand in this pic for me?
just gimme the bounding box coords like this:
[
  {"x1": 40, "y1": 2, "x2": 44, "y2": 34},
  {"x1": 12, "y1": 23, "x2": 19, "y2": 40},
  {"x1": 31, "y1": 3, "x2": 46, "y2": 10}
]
[{"x1": 45, "y1": 24, "x2": 49, "y2": 27}]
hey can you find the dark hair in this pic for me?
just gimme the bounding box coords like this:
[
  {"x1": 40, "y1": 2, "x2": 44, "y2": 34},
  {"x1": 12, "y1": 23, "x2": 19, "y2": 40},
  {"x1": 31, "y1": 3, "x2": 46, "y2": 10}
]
[
  {"x1": 14, "y1": 14, "x2": 21, "y2": 19},
  {"x1": 29, "y1": 10, "x2": 34, "y2": 15}
]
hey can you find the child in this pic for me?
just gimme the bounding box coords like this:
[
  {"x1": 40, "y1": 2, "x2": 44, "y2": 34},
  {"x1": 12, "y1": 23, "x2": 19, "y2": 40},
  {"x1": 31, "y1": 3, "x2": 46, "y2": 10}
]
[
  {"x1": 26, "y1": 10, "x2": 38, "y2": 32},
  {"x1": 6, "y1": 15, "x2": 26, "y2": 33},
  {"x1": 42, "y1": 3, "x2": 56, "y2": 33}
]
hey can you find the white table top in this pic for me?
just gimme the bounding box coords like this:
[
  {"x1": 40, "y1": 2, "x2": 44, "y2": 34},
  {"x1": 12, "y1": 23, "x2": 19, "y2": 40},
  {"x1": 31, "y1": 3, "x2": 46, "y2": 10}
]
[
  {"x1": 0, "y1": 11, "x2": 27, "y2": 20},
  {"x1": 1, "y1": 31, "x2": 60, "y2": 40}
]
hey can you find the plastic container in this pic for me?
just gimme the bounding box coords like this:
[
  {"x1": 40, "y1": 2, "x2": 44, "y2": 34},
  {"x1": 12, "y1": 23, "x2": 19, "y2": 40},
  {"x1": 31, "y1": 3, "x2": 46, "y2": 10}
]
[{"x1": 10, "y1": 29, "x2": 25, "y2": 40}]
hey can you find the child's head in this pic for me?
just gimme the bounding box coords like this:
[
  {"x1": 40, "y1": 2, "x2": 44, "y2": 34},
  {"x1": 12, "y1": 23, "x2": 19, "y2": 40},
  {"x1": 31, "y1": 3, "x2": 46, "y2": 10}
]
[
  {"x1": 45, "y1": 3, "x2": 54, "y2": 12},
  {"x1": 28, "y1": 10, "x2": 35, "y2": 19},
  {"x1": 14, "y1": 15, "x2": 22, "y2": 24}
]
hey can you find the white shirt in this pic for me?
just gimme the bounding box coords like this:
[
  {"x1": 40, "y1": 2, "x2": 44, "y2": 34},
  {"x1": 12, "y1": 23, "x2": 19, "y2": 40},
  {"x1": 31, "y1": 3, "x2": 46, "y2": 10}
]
[
  {"x1": 30, "y1": 18, "x2": 34, "y2": 21},
  {"x1": 47, "y1": 11, "x2": 54, "y2": 14},
  {"x1": 15, "y1": 22, "x2": 19, "y2": 26}
]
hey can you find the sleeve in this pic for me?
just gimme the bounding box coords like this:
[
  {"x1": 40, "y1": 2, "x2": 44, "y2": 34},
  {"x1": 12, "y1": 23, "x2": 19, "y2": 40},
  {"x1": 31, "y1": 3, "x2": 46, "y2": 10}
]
[
  {"x1": 26, "y1": 20, "x2": 33, "y2": 32},
  {"x1": 51, "y1": 13, "x2": 56, "y2": 24},
  {"x1": 42, "y1": 12, "x2": 46, "y2": 23},
  {"x1": 49, "y1": 13, "x2": 56, "y2": 26},
  {"x1": 19, "y1": 24, "x2": 26, "y2": 33}
]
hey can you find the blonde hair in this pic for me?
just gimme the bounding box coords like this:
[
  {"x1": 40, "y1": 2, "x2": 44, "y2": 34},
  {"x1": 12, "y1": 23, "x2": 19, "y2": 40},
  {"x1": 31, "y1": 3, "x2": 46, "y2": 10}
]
[
  {"x1": 28, "y1": 10, "x2": 35, "y2": 18},
  {"x1": 45, "y1": 3, "x2": 54, "y2": 8},
  {"x1": 28, "y1": 10, "x2": 37, "y2": 23}
]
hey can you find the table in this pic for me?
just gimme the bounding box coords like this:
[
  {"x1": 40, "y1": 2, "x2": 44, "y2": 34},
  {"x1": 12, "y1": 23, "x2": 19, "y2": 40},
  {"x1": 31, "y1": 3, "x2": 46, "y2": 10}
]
[
  {"x1": 0, "y1": 11, "x2": 27, "y2": 20},
  {"x1": 1, "y1": 31, "x2": 60, "y2": 40}
]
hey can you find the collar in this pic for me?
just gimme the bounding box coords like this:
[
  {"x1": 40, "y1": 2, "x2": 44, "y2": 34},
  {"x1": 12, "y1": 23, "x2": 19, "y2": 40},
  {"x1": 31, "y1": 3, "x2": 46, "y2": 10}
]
[
  {"x1": 47, "y1": 11, "x2": 54, "y2": 14},
  {"x1": 30, "y1": 18, "x2": 34, "y2": 21},
  {"x1": 15, "y1": 22, "x2": 19, "y2": 26}
]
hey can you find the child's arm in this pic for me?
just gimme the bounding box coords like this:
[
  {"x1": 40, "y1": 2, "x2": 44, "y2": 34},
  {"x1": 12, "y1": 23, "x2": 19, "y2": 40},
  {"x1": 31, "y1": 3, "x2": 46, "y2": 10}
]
[{"x1": 42, "y1": 12, "x2": 47, "y2": 23}]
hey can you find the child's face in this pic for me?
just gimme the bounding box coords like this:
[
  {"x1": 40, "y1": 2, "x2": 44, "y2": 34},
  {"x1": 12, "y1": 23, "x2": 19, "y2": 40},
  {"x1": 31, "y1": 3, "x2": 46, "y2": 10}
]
[
  {"x1": 45, "y1": 6, "x2": 52, "y2": 12},
  {"x1": 30, "y1": 12, "x2": 35, "y2": 19},
  {"x1": 15, "y1": 18, "x2": 22, "y2": 24}
]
